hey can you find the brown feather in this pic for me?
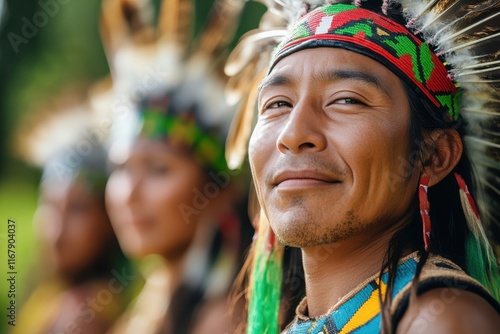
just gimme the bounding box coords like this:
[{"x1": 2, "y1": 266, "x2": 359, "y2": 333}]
[
  {"x1": 225, "y1": 29, "x2": 287, "y2": 77},
  {"x1": 158, "y1": 0, "x2": 194, "y2": 51},
  {"x1": 226, "y1": 60, "x2": 258, "y2": 105},
  {"x1": 196, "y1": 0, "x2": 245, "y2": 62},
  {"x1": 225, "y1": 67, "x2": 267, "y2": 170},
  {"x1": 100, "y1": 0, "x2": 154, "y2": 74}
]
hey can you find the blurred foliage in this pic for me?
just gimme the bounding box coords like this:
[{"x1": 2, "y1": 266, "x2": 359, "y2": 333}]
[{"x1": 0, "y1": 0, "x2": 265, "y2": 332}]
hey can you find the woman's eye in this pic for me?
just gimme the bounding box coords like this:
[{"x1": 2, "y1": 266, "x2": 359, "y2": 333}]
[
  {"x1": 67, "y1": 201, "x2": 91, "y2": 213},
  {"x1": 148, "y1": 165, "x2": 170, "y2": 175},
  {"x1": 111, "y1": 162, "x2": 125, "y2": 172}
]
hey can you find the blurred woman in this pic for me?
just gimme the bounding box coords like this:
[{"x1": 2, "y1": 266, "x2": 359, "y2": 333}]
[
  {"x1": 99, "y1": 0, "x2": 251, "y2": 333},
  {"x1": 13, "y1": 96, "x2": 129, "y2": 334}
]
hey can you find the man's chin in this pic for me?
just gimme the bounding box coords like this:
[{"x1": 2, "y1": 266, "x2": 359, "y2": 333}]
[
  {"x1": 272, "y1": 223, "x2": 326, "y2": 248},
  {"x1": 271, "y1": 216, "x2": 362, "y2": 249}
]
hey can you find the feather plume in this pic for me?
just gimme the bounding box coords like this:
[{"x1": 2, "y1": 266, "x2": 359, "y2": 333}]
[
  {"x1": 226, "y1": 60, "x2": 258, "y2": 105},
  {"x1": 100, "y1": 0, "x2": 154, "y2": 63},
  {"x1": 15, "y1": 91, "x2": 97, "y2": 167},
  {"x1": 157, "y1": 0, "x2": 194, "y2": 53},
  {"x1": 225, "y1": 29, "x2": 287, "y2": 77},
  {"x1": 225, "y1": 67, "x2": 266, "y2": 170},
  {"x1": 196, "y1": 0, "x2": 245, "y2": 61},
  {"x1": 100, "y1": 0, "x2": 244, "y2": 119},
  {"x1": 223, "y1": 27, "x2": 289, "y2": 170},
  {"x1": 419, "y1": 0, "x2": 458, "y2": 31}
]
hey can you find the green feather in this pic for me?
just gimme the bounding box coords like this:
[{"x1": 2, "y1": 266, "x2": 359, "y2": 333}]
[
  {"x1": 247, "y1": 230, "x2": 283, "y2": 334},
  {"x1": 466, "y1": 234, "x2": 500, "y2": 301}
]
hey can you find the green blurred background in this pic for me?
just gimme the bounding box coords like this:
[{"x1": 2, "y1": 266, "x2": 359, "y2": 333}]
[{"x1": 0, "y1": 0, "x2": 264, "y2": 332}]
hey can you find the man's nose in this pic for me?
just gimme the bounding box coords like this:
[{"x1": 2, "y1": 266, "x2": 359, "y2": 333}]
[{"x1": 277, "y1": 99, "x2": 327, "y2": 154}]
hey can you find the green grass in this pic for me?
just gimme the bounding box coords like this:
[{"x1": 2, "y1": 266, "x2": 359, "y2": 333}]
[{"x1": 0, "y1": 172, "x2": 39, "y2": 333}]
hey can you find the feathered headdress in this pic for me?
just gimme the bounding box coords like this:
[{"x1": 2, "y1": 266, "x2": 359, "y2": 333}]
[
  {"x1": 224, "y1": 1, "x2": 500, "y2": 333},
  {"x1": 16, "y1": 90, "x2": 109, "y2": 191},
  {"x1": 97, "y1": 0, "x2": 245, "y2": 172}
]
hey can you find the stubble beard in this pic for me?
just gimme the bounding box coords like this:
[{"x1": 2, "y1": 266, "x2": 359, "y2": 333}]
[{"x1": 268, "y1": 202, "x2": 369, "y2": 248}]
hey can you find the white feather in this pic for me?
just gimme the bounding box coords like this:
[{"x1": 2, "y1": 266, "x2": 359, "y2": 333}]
[
  {"x1": 440, "y1": 11, "x2": 500, "y2": 44},
  {"x1": 458, "y1": 65, "x2": 500, "y2": 77},
  {"x1": 465, "y1": 136, "x2": 500, "y2": 150},
  {"x1": 419, "y1": 0, "x2": 459, "y2": 31},
  {"x1": 461, "y1": 60, "x2": 500, "y2": 71},
  {"x1": 445, "y1": 31, "x2": 500, "y2": 53},
  {"x1": 397, "y1": 0, "x2": 436, "y2": 25}
]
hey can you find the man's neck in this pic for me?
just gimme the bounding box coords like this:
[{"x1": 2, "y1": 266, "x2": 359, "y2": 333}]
[{"x1": 301, "y1": 228, "x2": 397, "y2": 318}]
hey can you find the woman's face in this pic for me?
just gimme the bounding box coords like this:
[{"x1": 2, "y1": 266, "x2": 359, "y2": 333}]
[
  {"x1": 105, "y1": 139, "x2": 209, "y2": 260},
  {"x1": 34, "y1": 179, "x2": 113, "y2": 279}
]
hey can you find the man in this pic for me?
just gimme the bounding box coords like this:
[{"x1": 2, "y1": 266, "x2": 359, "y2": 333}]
[{"x1": 225, "y1": 1, "x2": 500, "y2": 333}]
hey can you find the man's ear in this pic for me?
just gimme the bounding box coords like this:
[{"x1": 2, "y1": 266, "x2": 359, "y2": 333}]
[{"x1": 423, "y1": 129, "x2": 463, "y2": 187}]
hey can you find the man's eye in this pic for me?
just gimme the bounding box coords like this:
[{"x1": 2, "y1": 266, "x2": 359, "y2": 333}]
[
  {"x1": 335, "y1": 98, "x2": 360, "y2": 104},
  {"x1": 267, "y1": 101, "x2": 292, "y2": 109}
]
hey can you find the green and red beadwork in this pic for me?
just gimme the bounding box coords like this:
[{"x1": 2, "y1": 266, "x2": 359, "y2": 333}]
[
  {"x1": 138, "y1": 106, "x2": 227, "y2": 173},
  {"x1": 270, "y1": 4, "x2": 460, "y2": 120}
]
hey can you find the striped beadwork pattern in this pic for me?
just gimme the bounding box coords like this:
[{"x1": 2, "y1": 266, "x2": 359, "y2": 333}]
[{"x1": 287, "y1": 256, "x2": 418, "y2": 334}]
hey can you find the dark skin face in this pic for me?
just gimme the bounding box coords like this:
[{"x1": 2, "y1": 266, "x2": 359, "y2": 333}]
[{"x1": 252, "y1": 47, "x2": 419, "y2": 248}]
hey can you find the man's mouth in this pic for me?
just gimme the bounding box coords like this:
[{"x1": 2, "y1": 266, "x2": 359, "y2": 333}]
[{"x1": 273, "y1": 170, "x2": 340, "y2": 189}]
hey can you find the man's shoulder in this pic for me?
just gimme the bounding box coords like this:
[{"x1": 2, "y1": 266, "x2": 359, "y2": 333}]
[{"x1": 397, "y1": 288, "x2": 500, "y2": 334}]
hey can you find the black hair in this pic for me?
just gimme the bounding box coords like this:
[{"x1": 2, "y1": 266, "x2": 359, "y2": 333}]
[
  {"x1": 160, "y1": 175, "x2": 254, "y2": 333},
  {"x1": 379, "y1": 79, "x2": 474, "y2": 333}
]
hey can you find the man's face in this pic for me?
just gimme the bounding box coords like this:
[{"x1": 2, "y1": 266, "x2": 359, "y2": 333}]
[{"x1": 250, "y1": 47, "x2": 420, "y2": 248}]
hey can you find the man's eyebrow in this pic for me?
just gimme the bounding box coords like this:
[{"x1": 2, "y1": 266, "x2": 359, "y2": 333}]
[
  {"x1": 315, "y1": 69, "x2": 389, "y2": 94},
  {"x1": 257, "y1": 73, "x2": 293, "y2": 98},
  {"x1": 257, "y1": 68, "x2": 391, "y2": 100}
]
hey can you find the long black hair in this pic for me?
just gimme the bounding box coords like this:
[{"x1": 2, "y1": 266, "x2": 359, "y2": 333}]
[{"x1": 378, "y1": 79, "x2": 475, "y2": 333}]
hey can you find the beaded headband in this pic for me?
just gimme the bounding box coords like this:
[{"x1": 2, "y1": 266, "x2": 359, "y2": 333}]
[
  {"x1": 139, "y1": 105, "x2": 227, "y2": 172},
  {"x1": 270, "y1": 4, "x2": 460, "y2": 119}
]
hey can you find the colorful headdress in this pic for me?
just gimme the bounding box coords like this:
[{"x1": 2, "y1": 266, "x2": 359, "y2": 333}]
[
  {"x1": 224, "y1": 1, "x2": 500, "y2": 333},
  {"x1": 97, "y1": 0, "x2": 245, "y2": 172},
  {"x1": 96, "y1": 1, "x2": 250, "y2": 332},
  {"x1": 16, "y1": 91, "x2": 109, "y2": 194}
]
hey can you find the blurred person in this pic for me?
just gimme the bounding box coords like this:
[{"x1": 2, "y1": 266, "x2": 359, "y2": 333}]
[
  {"x1": 99, "y1": 0, "x2": 252, "y2": 333},
  {"x1": 224, "y1": 0, "x2": 500, "y2": 333},
  {"x1": 13, "y1": 94, "x2": 130, "y2": 334}
]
